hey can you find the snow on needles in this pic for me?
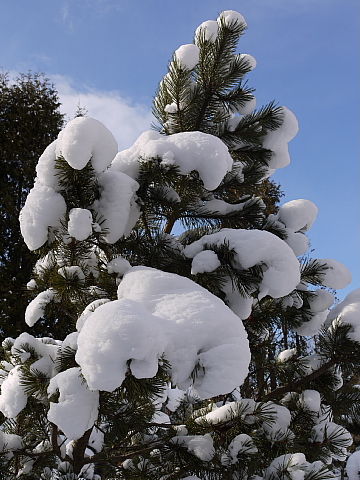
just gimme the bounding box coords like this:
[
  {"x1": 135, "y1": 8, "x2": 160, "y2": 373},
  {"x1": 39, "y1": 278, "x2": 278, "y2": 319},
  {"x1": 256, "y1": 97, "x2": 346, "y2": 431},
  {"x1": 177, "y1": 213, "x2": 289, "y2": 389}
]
[
  {"x1": 111, "y1": 130, "x2": 233, "y2": 191},
  {"x1": 19, "y1": 117, "x2": 140, "y2": 250},
  {"x1": 76, "y1": 266, "x2": 251, "y2": 399},
  {"x1": 183, "y1": 229, "x2": 301, "y2": 318}
]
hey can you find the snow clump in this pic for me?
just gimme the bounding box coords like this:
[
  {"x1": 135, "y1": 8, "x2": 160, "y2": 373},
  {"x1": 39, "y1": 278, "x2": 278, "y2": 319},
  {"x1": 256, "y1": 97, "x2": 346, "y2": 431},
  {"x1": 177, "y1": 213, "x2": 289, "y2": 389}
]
[
  {"x1": 0, "y1": 366, "x2": 28, "y2": 418},
  {"x1": 25, "y1": 288, "x2": 56, "y2": 327},
  {"x1": 111, "y1": 130, "x2": 233, "y2": 191},
  {"x1": 19, "y1": 183, "x2": 67, "y2": 251},
  {"x1": 170, "y1": 434, "x2": 214, "y2": 461},
  {"x1": 174, "y1": 44, "x2": 200, "y2": 70},
  {"x1": 263, "y1": 106, "x2": 299, "y2": 171},
  {"x1": 346, "y1": 450, "x2": 360, "y2": 480},
  {"x1": 191, "y1": 250, "x2": 221, "y2": 275},
  {"x1": 68, "y1": 208, "x2": 93, "y2": 241},
  {"x1": 317, "y1": 258, "x2": 352, "y2": 289},
  {"x1": 76, "y1": 266, "x2": 251, "y2": 399},
  {"x1": 184, "y1": 228, "x2": 300, "y2": 318},
  {"x1": 195, "y1": 20, "x2": 219, "y2": 42},
  {"x1": 93, "y1": 170, "x2": 140, "y2": 243},
  {"x1": 326, "y1": 288, "x2": 360, "y2": 341},
  {"x1": 47, "y1": 367, "x2": 99, "y2": 440},
  {"x1": 218, "y1": 10, "x2": 247, "y2": 28},
  {"x1": 55, "y1": 117, "x2": 118, "y2": 173}
]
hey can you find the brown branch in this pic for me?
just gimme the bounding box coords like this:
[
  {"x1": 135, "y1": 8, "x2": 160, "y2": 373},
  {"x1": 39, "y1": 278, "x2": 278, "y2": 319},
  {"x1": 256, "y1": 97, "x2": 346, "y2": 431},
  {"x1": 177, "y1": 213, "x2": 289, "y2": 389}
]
[
  {"x1": 262, "y1": 359, "x2": 335, "y2": 402},
  {"x1": 72, "y1": 427, "x2": 93, "y2": 474}
]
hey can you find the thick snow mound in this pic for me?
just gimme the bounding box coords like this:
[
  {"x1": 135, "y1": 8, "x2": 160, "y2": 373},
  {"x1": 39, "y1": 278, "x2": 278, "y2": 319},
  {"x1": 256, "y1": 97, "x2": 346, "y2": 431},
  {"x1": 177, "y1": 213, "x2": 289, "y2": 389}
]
[
  {"x1": 184, "y1": 229, "x2": 300, "y2": 300},
  {"x1": 111, "y1": 130, "x2": 233, "y2": 191},
  {"x1": 76, "y1": 298, "x2": 168, "y2": 392},
  {"x1": 19, "y1": 183, "x2": 67, "y2": 250},
  {"x1": 56, "y1": 117, "x2": 118, "y2": 172},
  {"x1": 76, "y1": 267, "x2": 251, "y2": 399},
  {"x1": 279, "y1": 199, "x2": 318, "y2": 232},
  {"x1": 263, "y1": 106, "x2": 299, "y2": 170},
  {"x1": 174, "y1": 44, "x2": 200, "y2": 69},
  {"x1": 47, "y1": 367, "x2": 99, "y2": 440},
  {"x1": 94, "y1": 170, "x2": 140, "y2": 243}
]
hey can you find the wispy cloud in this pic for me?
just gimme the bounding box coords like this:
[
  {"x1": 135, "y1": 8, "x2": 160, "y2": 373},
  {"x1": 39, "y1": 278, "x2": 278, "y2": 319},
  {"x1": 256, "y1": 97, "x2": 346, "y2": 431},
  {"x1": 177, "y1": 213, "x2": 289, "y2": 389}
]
[
  {"x1": 60, "y1": 2, "x2": 75, "y2": 34},
  {"x1": 54, "y1": 75, "x2": 154, "y2": 150}
]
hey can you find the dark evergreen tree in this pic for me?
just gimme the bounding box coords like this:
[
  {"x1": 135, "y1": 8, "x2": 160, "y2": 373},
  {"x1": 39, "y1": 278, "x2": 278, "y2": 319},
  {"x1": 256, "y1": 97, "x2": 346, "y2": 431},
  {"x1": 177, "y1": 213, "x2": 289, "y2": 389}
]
[
  {"x1": 0, "y1": 11, "x2": 358, "y2": 480},
  {"x1": 0, "y1": 72, "x2": 64, "y2": 338}
]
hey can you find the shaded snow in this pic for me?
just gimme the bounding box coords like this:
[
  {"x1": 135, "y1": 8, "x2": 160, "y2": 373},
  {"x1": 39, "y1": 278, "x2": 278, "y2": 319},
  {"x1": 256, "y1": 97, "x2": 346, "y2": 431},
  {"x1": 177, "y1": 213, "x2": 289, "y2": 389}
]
[
  {"x1": 47, "y1": 367, "x2": 99, "y2": 440},
  {"x1": 0, "y1": 366, "x2": 27, "y2": 418},
  {"x1": 68, "y1": 208, "x2": 93, "y2": 241},
  {"x1": 93, "y1": 170, "x2": 140, "y2": 243}
]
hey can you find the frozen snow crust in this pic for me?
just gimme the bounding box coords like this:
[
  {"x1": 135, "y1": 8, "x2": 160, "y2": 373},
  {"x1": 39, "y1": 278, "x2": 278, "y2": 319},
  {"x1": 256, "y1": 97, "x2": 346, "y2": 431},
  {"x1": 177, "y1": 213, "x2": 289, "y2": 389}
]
[{"x1": 76, "y1": 266, "x2": 251, "y2": 399}]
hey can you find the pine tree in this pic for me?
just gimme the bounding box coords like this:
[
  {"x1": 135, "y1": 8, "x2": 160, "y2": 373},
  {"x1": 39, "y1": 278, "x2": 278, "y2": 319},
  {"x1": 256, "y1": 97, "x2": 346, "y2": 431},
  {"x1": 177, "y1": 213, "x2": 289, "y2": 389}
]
[
  {"x1": 0, "y1": 72, "x2": 64, "y2": 338},
  {"x1": 0, "y1": 10, "x2": 359, "y2": 480}
]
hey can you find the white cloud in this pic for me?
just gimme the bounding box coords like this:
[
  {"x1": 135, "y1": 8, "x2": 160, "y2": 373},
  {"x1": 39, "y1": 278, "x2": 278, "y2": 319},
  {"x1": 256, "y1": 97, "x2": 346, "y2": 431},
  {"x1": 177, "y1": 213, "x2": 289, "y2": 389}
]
[{"x1": 54, "y1": 75, "x2": 154, "y2": 150}]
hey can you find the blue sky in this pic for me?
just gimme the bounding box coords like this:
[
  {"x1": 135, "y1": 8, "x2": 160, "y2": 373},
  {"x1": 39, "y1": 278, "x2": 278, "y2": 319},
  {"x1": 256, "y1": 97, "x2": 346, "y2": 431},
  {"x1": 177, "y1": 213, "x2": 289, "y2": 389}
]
[{"x1": 1, "y1": 0, "x2": 359, "y2": 301}]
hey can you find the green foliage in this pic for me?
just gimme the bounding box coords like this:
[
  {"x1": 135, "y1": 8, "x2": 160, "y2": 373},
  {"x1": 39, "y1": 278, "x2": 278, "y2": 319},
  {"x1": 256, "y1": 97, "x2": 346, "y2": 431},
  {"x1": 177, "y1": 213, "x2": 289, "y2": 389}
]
[{"x1": 0, "y1": 72, "x2": 64, "y2": 338}]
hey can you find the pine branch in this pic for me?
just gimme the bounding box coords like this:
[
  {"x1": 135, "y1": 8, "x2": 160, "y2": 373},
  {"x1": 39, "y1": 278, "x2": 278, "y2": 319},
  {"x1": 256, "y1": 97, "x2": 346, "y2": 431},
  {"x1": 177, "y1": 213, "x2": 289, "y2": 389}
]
[{"x1": 263, "y1": 359, "x2": 335, "y2": 401}]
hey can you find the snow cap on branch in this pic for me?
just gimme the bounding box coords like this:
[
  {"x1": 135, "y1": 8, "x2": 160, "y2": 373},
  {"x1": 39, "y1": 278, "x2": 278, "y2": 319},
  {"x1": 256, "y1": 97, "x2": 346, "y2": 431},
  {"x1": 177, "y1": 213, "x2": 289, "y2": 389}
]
[
  {"x1": 317, "y1": 258, "x2": 352, "y2": 289},
  {"x1": 195, "y1": 20, "x2": 219, "y2": 42},
  {"x1": 217, "y1": 10, "x2": 247, "y2": 28},
  {"x1": 76, "y1": 266, "x2": 251, "y2": 398},
  {"x1": 55, "y1": 116, "x2": 118, "y2": 173},
  {"x1": 111, "y1": 130, "x2": 233, "y2": 191},
  {"x1": 47, "y1": 367, "x2": 99, "y2": 440},
  {"x1": 326, "y1": 288, "x2": 360, "y2": 341},
  {"x1": 278, "y1": 199, "x2": 318, "y2": 232},
  {"x1": 93, "y1": 170, "x2": 140, "y2": 243},
  {"x1": 174, "y1": 44, "x2": 200, "y2": 70},
  {"x1": 19, "y1": 183, "x2": 67, "y2": 251},
  {"x1": 184, "y1": 228, "x2": 300, "y2": 317},
  {"x1": 68, "y1": 208, "x2": 93, "y2": 241},
  {"x1": 263, "y1": 106, "x2": 299, "y2": 170}
]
